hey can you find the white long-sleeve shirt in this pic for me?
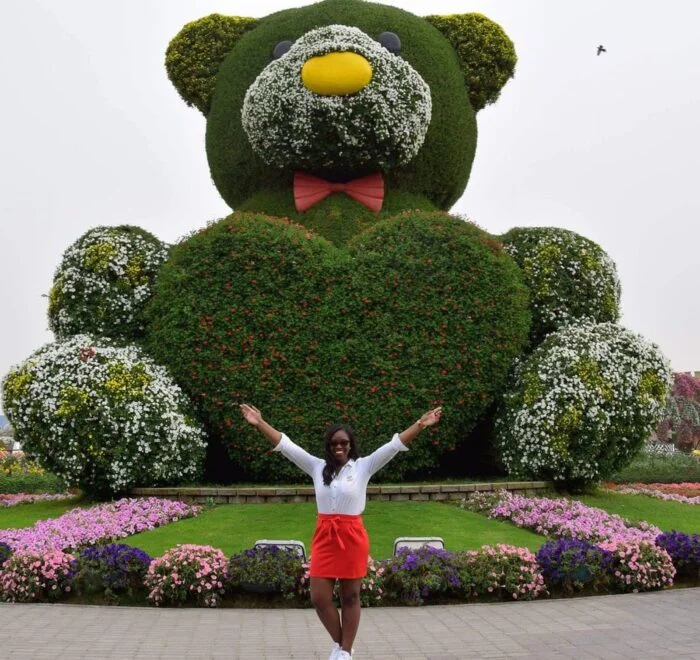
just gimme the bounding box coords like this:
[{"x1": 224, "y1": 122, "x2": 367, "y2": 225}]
[{"x1": 273, "y1": 433, "x2": 409, "y2": 514}]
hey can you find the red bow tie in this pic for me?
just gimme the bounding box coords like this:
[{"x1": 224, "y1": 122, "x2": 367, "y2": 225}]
[{"x1": 294, "y1": 171, "x2": 384, "y2": 213}]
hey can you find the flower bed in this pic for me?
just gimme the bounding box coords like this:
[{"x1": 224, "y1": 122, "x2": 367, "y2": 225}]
[
  {"x1": 0, "y1": 497, "x2": 200, "y2": 553},
  {"x1": 0, "y1": 492, "x2": 697, "y2": 607},
  {"x1": 0, "y1": 493, "x2": 75, "y2": 508},
  {"x1": 604, "y1": 482, "x2": 700, "y2": 504},
  {"x1": 489, "y1": 492, "x2": 661, "y2": 545}
]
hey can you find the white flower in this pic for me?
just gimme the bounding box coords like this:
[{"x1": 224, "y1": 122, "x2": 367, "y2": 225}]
[{"x1": 242, "y1": 25, "x2": 432, "y2": 171}]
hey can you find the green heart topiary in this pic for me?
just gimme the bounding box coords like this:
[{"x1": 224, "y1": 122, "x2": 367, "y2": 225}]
[{"x1": 144, "y1": 211, "x2": 530, "y2": 481}]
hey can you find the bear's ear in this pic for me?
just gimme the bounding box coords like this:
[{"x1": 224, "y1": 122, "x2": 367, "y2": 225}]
[
  {"x1": 166, "y1": 13, "x2": 258, "y2": 115},
  {"x1": 425, "y1": 13, "x2": 516, "y2": 112}
]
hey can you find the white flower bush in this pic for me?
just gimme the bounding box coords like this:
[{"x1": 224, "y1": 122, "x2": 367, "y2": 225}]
[
  {"x1": 494, "y1": 322, "x2": 672, "y2": 487},
  {"x1": 48, "y1": 226, "x2": 169, "y2": 340},
  {"x1": 242, "y1": 25, "x2": 432, "y2": 171},
  {"x1": 501, "y1": 227, "x2": 621, "y2": 343},
  {"x1": 1, "y1": 335, "x2": 206, "y2": 496}
]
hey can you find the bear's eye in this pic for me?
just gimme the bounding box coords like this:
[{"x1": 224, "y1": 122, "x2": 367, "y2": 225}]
[
  {"x1": 272, "y1": 40, "x2": 294, "y2": 59},
  {"x1": 377, "y1": 32, "x2": 401, "y2": 54}
]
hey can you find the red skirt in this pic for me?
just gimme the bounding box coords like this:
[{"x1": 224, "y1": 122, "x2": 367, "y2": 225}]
[{"x1": 309, "y1": 514, "x2": 370, "y2": 579}]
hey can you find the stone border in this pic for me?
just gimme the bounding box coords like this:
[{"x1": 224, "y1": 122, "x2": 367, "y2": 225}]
[{"x1": 131, "y1": 481, "x2": 552, "y2": 504}]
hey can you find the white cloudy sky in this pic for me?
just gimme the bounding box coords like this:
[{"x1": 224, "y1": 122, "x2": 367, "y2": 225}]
[{"x1": 1, "y1": 0, "x2": 698, "y2": 414}]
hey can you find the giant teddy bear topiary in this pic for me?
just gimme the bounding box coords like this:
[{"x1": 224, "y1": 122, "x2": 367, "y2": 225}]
[{"x1": 2, "y1": 0, "x2": 671, "y2": 496}]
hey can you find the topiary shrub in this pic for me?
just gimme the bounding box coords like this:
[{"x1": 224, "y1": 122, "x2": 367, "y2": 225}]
[
  {"x1": 494, "y1": 322, "x2": 672, "y2": 489},
  {"x1": 166, "y1": 14, "x2": 258, "y2": 114},
  {"x1": 501, "y1": 227, "x2": 621, "y2": 346},
  {"x1": 144, "y1": 210, "x2": 530, "y2": 481},
  {"x1": 1, "y1": 334, "x2": 206, "y2": 497},
  {"x1": 4, "y1": 0, "x2": 672, "y2": 489},
  {"x1": 48, "y1": 226, "x2": 168, "y2": 340},
  {"x1": 425, "y1": 12, "x2": 517, "y2": 112}
]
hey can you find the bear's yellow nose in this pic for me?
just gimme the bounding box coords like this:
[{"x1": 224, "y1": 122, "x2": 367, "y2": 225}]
[{"x1": 301, "y1": 52, "x2": 373, "y2": 96}]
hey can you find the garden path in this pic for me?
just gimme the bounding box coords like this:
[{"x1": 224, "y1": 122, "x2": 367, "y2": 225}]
[{"x1": 0, "y1": 588, "x2": 698, "y2": 659}]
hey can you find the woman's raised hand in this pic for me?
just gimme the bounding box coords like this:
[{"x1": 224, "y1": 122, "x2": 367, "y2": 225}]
[
  {"x1": 418, "y1": 406, "x2": 443, "y2": 428},
  {"x1": 239, "y1": 403, "x2": 263, "y2": 427}
]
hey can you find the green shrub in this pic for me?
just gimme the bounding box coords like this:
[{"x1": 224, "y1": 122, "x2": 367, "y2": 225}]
[
  {"x1": 227, "y1": 546, "x2": 304, "y2": 600},
  {"x1": 379, "y1": 546, "x2": 460, "y2": 605},
  {"x1": 501, "y1": 227, "x2": 620, "y2": 346},
  {"x1": 1, "y1": 334, "x2": 206, "y2": 498},
  {"x1": 494, "y1": 322, "x2": 672, "y2": 489},
  {"x1": 0, "y1": 472, "x2": 66, "y2": 495},
  {"x1": 608, "y1": 451, "x2": 700, "y2": 484},
  {"x1": 48, "y1": 226, "x2": 168, "y2": 340},
  {"x1": 144, "y1": 210, "x2": 530, "y2": 483}
]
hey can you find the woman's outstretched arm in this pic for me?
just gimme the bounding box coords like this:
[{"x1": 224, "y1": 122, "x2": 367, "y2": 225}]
[
  {"x1": 361, "y1": 407, "x2": 444, "y2": 477},
  {"x1": 399, "y1": 406, "x2": 443, "y2": 447},
  {"x1": 239, "y1": 403, "x2": 282, "y2": 446}
]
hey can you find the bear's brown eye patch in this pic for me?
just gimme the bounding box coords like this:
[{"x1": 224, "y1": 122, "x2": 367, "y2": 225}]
[
  {"x1": 272, "y1": 40, "x2": 293, "y2": 59},
  {"x1": 377, "y1": 31, "x2": 401, "y2": 53}
]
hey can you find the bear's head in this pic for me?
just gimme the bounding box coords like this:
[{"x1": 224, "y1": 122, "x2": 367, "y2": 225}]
[{"x1": 166, "y1": 0, "x2": 516, "y2": 242}]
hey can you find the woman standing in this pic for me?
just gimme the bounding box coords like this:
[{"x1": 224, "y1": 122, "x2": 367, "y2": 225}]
[{"x1": 239, "y1": 403, "x2": 442, "y2": 660}]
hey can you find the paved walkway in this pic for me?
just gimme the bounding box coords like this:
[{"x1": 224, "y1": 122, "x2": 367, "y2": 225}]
[{"x1": 1, "y1": 588, "x2": 698, "y2": 659}]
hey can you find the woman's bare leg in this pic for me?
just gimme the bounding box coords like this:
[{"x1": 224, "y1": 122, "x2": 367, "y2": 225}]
[
  {"x1": 339, "y1": 578, "x2": 363, "y2": 653},
  {"x1": 310, "y1": 577, "x2": 341, "y2": 643}
]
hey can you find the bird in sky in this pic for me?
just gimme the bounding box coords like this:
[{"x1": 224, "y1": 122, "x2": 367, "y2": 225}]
[{"x1": 597, "y1": 45, "x2": 607, "y2": 56}]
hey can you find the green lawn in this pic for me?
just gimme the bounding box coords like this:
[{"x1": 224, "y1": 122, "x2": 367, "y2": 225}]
[
  {"x1": 574, "y1": 491, "x2": 700, "y2": 534},
  {"x1": 3, "y1": 491, "x2": 698, "y2": 560},
  {"x1": 0, "y1": 497, "x2": 90, "y2": 529},
  {"x1": 122, "y1": 500, "x2": 545, "y2": 558}
]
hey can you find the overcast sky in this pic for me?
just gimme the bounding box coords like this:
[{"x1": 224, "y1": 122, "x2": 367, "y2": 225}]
[{"x1": 1, "y1": 0, "x2": 698, "y2": 415}]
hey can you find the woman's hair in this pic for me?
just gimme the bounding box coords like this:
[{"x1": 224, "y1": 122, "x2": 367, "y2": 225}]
[{"x1": 322, "y1": 423, "x2": 360, "y2": 486}]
